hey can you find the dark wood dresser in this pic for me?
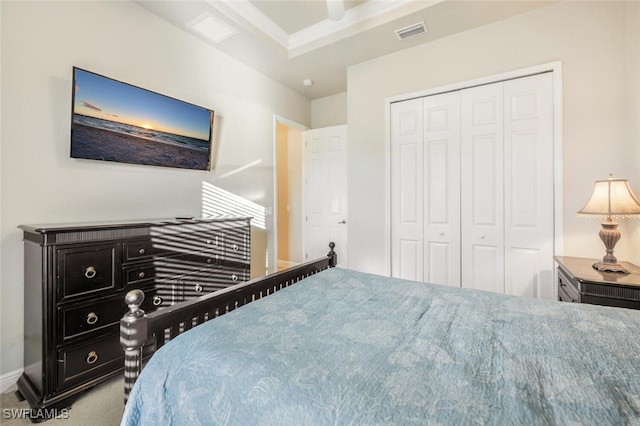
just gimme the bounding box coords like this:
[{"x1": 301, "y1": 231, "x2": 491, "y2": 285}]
[
  {"x1": 555, "y1": 256, "x2": 640, "y2": 310},
  {"x1": 16, "y1": 217, "x2": 251, "y2": 415}
]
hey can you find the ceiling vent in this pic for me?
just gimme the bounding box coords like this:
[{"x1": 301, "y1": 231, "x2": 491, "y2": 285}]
[
  {"x1": 395, "y1": 21, "x2": 427, "y2": 41},
  {"x1": 187, "y1": 12, "x2": 238, "y2": 44}
]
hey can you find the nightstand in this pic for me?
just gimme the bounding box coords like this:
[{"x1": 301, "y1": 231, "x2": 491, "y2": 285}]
[{"x1": 555, "y1": 256, "x2": 640, "y2": 310}]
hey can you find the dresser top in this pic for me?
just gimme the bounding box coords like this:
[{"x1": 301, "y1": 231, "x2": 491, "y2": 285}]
[
  {"x1": 555, "y1": 256, "x2": 640, "y2": 287},
  {"x1": 19, "y1": 216, "x2": 252, "y2": 235}
]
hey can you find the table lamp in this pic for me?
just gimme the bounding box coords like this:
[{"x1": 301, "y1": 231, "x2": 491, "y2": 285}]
[{"x1": 577, "y1": 174, "x2": 640, "y2": 273}]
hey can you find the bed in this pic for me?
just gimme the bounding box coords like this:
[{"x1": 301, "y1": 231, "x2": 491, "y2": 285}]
[{"x1": 120, "y1": 245, "x2": 640, "y2": 425}]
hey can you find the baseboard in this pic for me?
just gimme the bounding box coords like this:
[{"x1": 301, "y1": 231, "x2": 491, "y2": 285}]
[{"x1": 0, "y1": 368, "x2": 23, "y2": 393}]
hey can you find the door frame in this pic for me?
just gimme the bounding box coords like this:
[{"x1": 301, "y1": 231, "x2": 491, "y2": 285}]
[
  {"x1": 272, "y1": 115, "x2": 308, "y2": 272},
  {"x1": 384, "y1": 61, "x2": 564, "y2": 283}
]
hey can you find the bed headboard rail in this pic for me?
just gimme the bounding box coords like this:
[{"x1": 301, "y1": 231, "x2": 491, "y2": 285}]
[{"x1": 121, "y1": 243, "x2": 336, "y2": 403}]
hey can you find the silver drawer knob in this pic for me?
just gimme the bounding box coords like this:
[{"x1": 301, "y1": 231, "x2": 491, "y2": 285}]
[
  {"x1": 152, "y1": 296, "x2": 163, "y2": 306},
  {"x1": 86, "y1": 312, "x2": 98, "y2": 325},
  {"x1": 84, "y1": 266, "x2": 96, "y2": 279},
  {"x1": 206, "y1": 258, "x2": 213, "y2": 264},
  {"x1": 195, "y1": 284, "x2": 203, "y2": 293},
  {"x1": 232, "y1": 244, "x2": 239, "y2": 251},
  {"x1": 231, "y1": 274, "x2": 238, "y2": 281},
  {"x1": 86, "y1": 351, "x2": 99, "y2": 365},
  {"x1": 138, "y1": 271, "x2": 146, "y2": 279},
  {"x1": 206, "y1": 240, "x2": 213, "y2": 245},
  {"x1": 138, "y1": 248, "x2": 146, "y2": 255}
]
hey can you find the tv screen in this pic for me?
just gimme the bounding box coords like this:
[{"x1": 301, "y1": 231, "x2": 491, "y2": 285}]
[{"x1": 71, "y1": 67, "x2": 214, "y2": 171}]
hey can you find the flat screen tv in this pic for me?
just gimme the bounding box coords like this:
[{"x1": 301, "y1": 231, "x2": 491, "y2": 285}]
[{"x1": 71, "y1": 67, "x2": 214, "y2": 171}]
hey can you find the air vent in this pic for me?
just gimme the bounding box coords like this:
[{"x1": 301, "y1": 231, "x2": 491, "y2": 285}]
[
  {"x1": 395, "y1": 21, "x2": 427, "y2": 40},
  {"x1": 186, "y1": 12, "x2": 238, "y2": 44}
]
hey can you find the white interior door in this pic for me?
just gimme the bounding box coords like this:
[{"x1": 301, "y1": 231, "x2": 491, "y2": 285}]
[
  {"x1": 304, "y1": 125, "x2": 348, "y2": 267},
  {"x1": 390, "y1": 99, "x2": 424, "y2": 281},
  {"x1": 461, "y1": 82, "x2": 505, "y2": 294},
  {"x1": 503, "y1": 73, "x2": 555, "y2": 298},
  {"x1": 423, "y1": 92, "x2": 462, "y2": 287}
]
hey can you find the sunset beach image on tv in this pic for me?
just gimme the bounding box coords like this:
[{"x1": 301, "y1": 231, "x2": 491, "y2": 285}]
[{"x1": 71, "y1": 67, "x2": 214, "y2": 170}]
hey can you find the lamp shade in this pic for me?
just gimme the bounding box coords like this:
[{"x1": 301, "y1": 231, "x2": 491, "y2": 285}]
[{"x1": 577, "y1": 176, "x2": 640, "y2": 218}]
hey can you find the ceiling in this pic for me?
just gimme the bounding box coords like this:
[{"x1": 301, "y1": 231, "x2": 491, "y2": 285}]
[{"x1": 135, "y1": 0, "x2": 556, "y2": 100}]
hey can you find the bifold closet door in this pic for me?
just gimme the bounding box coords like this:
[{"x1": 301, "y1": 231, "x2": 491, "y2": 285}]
[
  {"x1": 391, "y1": 72, "x2": 554, "y2": 298},
  {"x1": 391, "y1": 92, "x2": 461, "y2": 286},
  {"x1": 460, "y1": 73, "x2": 554, "y2": 297},
  {"x1": 502, "y1": 73, "x2": 554, "y2": 299},
  {"x1": 460, "y1": 82, "x2": 505, "y2": 294},
  {"x1": 422, "y1": 92, "x2": 461, "y2": 287},
  {"x1": 390, "y1": 99, "x2": 424, "y2": 281}
]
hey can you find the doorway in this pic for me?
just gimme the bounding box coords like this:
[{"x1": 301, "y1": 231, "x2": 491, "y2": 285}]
[{"x1": 275, "y1": 121, "x2": 304, "y2": 270}]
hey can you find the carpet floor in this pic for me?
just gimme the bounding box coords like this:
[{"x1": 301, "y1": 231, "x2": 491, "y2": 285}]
[{"x1": 1, "y1": 375, "x2": 124, "y2": 425}]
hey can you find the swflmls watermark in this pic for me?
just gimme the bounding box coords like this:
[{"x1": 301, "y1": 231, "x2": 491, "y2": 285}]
[{"x1": 2, "y1": 408, "x2": 70, "y2": 420}]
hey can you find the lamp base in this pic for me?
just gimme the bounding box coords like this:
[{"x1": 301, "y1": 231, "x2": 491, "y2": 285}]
[{"x1": 592, "y1": 261, "x2": 629, "y2": 274}]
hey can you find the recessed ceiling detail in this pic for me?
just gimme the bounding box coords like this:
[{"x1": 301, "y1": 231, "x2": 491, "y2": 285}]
[
  {"x1": 136, "y1": 0, "x2": 559, "y2": 99},
  {"x1": 208, "y1": 0, "x2": 440, "y2": 57}
]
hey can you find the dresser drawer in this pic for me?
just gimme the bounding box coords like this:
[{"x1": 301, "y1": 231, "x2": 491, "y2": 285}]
[
  {"x1": 139, "y1": 285, "x2": 175, "y2": 311},
  {"x1": 223, "y1": 232, "x2": 249, "y2": 264},
  {"x1": 57, "y1": 244, "x2": 120, "y2": 301},
  {"x1": 183, "y1": 267, "x2": 248, "y2": 296},
  {"x1": 124, "y1": 263, "x2": 157, "y2": 286},
  {"x1": 123, "y1": 240, "x2": 172, "y2": 261},
  {"x1": 57, "y1": 331, "x2": 122, "y2": 390},
  {"x1": 60, "y1": 295, "x2": 124, "y2": 340},
  {"x1": 558, "y1": 268, "x2": 580, "y2": 303}
]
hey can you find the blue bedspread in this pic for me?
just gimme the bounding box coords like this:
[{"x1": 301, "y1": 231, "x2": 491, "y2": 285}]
[{"x1": 122, "y1": 268, "x2": 640, "y2": 425}]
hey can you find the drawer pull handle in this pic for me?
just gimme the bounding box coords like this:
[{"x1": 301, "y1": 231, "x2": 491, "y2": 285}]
[
  {"x1": 138, "y1": 271, "x2": 146, "y2": 279},
  {"x1": 152, "y1": 296, "x2": 163, "y2": 306},
  {"x1": 206, "y1": 258, "x2": 213, "y2": 264},
  {"x1": 232, "y1": 244, "x2": 239, "y2": 251},
  {"x1": 86, "y1": 351, "x2": 99, "y2": 365},
  {"x1": 195, "y1": 284, "x2": 203, "y2": 293},
  {"x1": 231, "y1": 274, "x2": 238, "y2": 281},
  {"x1": 86, "y1": 312, "x2": 98, "y2": 325},
  {"x1": 138, "y1": 248, "x2": 146, "y2": 255},
  {"x1": 206, "y1": 240, "x2": 213, "y2": 245},
  {"x1": 84, "y1": 266, "x2": 96, "y2": 279}
]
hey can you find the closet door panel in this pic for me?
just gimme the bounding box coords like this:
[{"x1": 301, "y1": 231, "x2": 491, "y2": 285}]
[
  {"x1": 469, "y1": 245, "x2": 502, "y2": 293},
  {"x1": 423, "y1": 92, "x2": 461, "y2": 287},
  {"x1": 391, "y1": 99, "x2": 424, "y2": 281},
  {"x1": 461, "y1": 83, "x2": 504, "y2": 293},
  {"x1": 504, "y1": 73, "x2": 555, "y2": 298}
]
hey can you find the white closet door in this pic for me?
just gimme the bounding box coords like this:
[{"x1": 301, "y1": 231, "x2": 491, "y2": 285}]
[
  {"x1": 503, "y1": 73, "x2": 555, "y2": 298},
  {"x1": 461, "y1": 82, "x2": 505, "y2": 293},
  {"x1": 391, "y1": 99, "x2": 424, "y2": 281},
  {"x1": 423, "y1": 92, "x2": 461, "y2": 287}
]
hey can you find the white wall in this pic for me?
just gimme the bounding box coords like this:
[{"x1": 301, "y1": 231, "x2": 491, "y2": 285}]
[
  {"x1": 0, "y1": 1, "x2": 310, "y2": 376},
  {"x1": 626, "y1": 1, "x2": 640, "y2": 264},
  {"x1": 311, "y1": 92, "x2": 347, "y2": 128},
  {"x1": 347, "y1": 1, "x2": 638, "y2": 274}
]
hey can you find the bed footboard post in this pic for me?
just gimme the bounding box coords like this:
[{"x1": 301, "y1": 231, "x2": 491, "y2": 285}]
[
  {"x1": 120, "y1": 289, "x2": 148, "y2": 405},
  {"x1": 328, "y1": 242, "x2": 337, "y2": 267}
]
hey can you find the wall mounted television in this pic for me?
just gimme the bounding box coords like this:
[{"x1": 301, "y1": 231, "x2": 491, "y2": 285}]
[{"x1": 71, "y1": 67, "x2": 214, "y2": 171}]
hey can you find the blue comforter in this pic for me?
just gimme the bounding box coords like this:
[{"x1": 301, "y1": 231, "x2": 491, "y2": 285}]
[{"x1": 122, "y1": 268, "x2": 640, "y2": 425}]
